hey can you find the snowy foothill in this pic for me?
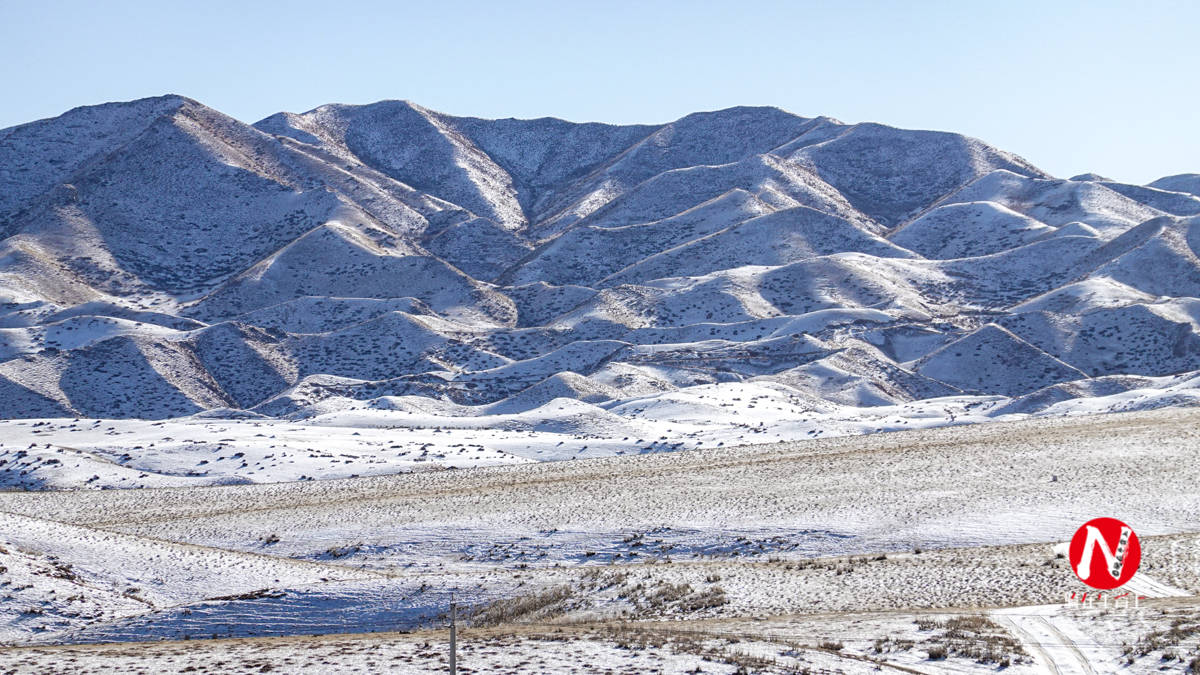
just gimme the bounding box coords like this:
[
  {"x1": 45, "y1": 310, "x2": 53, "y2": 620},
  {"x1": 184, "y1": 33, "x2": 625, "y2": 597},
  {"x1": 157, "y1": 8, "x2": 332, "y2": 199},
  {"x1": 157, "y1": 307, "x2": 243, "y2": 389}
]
[{"x1": 6, "y1": 371, "x2": 1200, "y2": 490}]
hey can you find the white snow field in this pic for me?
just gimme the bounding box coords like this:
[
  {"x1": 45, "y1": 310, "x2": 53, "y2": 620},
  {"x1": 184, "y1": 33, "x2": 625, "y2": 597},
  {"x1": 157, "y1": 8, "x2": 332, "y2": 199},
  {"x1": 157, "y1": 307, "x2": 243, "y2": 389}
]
[
  {"x1": 1, "y1": 408, "x2": 1199, "y2": 672},
  {"x1": 6, "y1": 372, "x2": 1200, "y2": 490},
  {"x1": 3, "y1": 98, "x2": 1200, "y2": 671}
]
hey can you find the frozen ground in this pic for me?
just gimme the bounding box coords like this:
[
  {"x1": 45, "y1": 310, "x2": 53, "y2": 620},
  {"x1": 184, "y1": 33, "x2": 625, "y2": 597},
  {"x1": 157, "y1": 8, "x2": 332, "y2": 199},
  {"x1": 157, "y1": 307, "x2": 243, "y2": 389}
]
[
  {"x1": 3, "y1": 598, "x2": 1199, "y2": 674},
  {"x1": 0, "y1": 408, "x2": 1198, "y2": 672},
  {"x1": 0, "y1": 625, "x2": 930, "y2": 674},
  {"x1": 7, "y1": 407, "x2": 1198, "y2": 562}
]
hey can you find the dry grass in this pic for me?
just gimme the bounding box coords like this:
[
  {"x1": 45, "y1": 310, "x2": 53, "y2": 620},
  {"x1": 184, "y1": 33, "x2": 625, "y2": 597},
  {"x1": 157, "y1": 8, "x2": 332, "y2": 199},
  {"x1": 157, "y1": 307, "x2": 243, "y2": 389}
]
[
  {"x1": 914, "y1": 615, "x2": 1029, "y2": 666},
  {"x1": 1122, "y1": 614, "x2": 1200, "y2": 666},
  {"x1": 468, "y1": 585, "x2": 575, "y2": 627}
]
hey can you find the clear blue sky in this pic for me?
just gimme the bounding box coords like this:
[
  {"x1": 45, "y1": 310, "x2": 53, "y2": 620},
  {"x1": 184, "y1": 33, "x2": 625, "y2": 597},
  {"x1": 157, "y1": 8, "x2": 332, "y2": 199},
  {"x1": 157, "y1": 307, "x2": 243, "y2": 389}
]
[{"x1": 1, "y1": 0, "x2": 1196, "y2": 184}]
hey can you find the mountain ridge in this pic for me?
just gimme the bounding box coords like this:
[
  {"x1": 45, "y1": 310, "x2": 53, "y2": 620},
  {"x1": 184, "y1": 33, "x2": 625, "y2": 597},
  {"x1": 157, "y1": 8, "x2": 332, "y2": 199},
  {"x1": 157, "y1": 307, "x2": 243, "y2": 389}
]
[{"x1": 2, "y1": 95, "x2": 1198, "y2": 426}]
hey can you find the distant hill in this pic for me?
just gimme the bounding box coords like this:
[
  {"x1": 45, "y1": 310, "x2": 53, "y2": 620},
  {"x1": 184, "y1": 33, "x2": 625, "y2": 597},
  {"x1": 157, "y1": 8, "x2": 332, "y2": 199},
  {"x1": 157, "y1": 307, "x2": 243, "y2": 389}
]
[{"x1": 2, "y1": 96, "x2": 1199, "y2": 420}]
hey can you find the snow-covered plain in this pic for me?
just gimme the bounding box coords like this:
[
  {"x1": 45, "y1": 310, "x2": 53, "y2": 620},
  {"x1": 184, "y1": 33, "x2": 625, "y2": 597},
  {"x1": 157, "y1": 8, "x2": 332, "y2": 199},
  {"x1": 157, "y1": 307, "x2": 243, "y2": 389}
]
[
  {"x1": 1, "y1": 408, "x2": 1199, "y2": 674},
  {"x1": 5, "y1": 371, "x2": 1200, "y2": 490},
  {"x1": 5, "y1": 601, "x2": 1198, "y2": 674}
]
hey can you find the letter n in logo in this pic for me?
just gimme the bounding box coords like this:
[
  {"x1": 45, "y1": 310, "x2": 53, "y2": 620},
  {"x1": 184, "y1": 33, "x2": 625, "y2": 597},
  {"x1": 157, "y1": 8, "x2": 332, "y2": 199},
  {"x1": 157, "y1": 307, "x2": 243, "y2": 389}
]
[{"x1": 1068, "y1": 517, "x2": 1141, "y2": 590}]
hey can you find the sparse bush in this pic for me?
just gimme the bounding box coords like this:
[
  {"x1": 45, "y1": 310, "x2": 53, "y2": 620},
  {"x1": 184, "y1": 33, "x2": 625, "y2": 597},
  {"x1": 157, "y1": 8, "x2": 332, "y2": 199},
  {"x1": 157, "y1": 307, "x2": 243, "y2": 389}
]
[
  {"x1": 678, "y1": 586, "x2": 727, "y2": 612},
  {"x1": 916, "y1": 615, "x2": 1027, "y2": 665},
  {"x1": 470, "y1": 585, "x2": 573, "y2": 627}
]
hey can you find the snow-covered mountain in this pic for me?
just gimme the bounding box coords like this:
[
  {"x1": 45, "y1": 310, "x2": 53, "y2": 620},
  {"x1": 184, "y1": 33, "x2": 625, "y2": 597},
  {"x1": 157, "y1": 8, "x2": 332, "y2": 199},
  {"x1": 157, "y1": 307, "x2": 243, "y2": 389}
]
[{"x1": 2, "y1": 95, "x2": 1200, "y2": 424}]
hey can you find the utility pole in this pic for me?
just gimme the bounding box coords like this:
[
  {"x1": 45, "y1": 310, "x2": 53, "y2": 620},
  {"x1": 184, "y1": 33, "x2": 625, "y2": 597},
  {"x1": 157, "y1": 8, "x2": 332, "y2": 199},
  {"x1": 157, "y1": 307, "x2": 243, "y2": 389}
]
[{"x1": 449, "y1": 595, "x2": 457, "y2": 675}]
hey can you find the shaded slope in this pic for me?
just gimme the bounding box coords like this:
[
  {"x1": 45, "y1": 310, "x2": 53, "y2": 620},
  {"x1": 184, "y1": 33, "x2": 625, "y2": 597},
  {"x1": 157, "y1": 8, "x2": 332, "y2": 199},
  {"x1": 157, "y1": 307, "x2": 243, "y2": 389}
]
[{"x1": 915, "y1": 324, "x2": 1088, "y2": 396}]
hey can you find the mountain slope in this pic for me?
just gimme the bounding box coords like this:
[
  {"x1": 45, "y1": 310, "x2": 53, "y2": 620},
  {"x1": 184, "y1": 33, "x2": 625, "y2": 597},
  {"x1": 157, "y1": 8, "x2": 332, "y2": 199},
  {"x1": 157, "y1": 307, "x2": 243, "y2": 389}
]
[{"x1": 0, "y1": 96, "x2": 1198, "y2": 428}]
